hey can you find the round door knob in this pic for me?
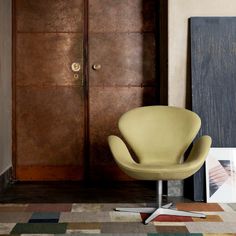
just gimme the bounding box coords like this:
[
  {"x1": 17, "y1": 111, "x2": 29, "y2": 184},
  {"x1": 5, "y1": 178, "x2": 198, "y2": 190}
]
[
  {"x1": 71, "y1": 62, "x2": 81, "y2": 72},
  {"x1": 92, "y1": 64, "x2": 102, "y2": 70}
]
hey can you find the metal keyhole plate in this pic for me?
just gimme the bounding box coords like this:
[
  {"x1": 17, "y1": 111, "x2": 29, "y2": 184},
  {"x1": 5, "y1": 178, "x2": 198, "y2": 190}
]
[{"x1": 71, "y1": 62, "x2": 81, "y2": 72}]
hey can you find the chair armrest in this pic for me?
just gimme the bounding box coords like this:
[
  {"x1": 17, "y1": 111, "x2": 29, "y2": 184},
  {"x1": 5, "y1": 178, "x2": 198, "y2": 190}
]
[
  {"x1": 185, "y1": 135, "x2": 212, "y2": 170},
  {"x1": 108, "y1": 135, "x2": 137, "y2": 169},
  {"x1": 107, "y1": 135, "x2": 212, "y2": 180},
  {"x1": 164, "y1": 135, "x2": 212, "y2": 179}
]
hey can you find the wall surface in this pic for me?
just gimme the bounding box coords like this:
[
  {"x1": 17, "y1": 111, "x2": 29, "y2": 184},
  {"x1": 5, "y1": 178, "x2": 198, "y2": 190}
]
[
  {"x1": 0, "y1": 0, "x2": 12, "y2": 175},
  {"x1": 168, "y1": 0, "x2": 236, "y2": 108}
]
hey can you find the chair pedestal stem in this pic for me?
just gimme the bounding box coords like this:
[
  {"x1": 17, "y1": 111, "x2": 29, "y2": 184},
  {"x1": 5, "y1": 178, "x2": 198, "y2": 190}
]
[{"x1": 157, "y1": 180, "x2": 162, "y2": 208}]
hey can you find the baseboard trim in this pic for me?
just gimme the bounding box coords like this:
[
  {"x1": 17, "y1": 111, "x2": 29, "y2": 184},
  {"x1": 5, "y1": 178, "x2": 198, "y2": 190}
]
[{"x1": 0, "y1": 167, "x2": 12, "y2": 192}]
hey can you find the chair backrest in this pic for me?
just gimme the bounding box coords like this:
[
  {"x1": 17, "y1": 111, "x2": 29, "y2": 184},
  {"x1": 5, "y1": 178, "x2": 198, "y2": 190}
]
[{"x1": 118, "y1": 106, "x2": 201, "y2": 165}]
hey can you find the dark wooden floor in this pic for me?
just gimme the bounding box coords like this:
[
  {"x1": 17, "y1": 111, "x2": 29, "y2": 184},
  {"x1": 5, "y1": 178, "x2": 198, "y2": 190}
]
[
  {"x1": 0, "y1": 181, "x2": 157, "y2": 203},
  {"x1": 0, "y1": 181, "x2": 193, "y2": 204}
]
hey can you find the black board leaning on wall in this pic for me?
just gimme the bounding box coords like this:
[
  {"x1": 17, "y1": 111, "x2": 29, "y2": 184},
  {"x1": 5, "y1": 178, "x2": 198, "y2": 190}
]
[{"x1": 188, "y1": 17, "x2": 236, "y2": 201}]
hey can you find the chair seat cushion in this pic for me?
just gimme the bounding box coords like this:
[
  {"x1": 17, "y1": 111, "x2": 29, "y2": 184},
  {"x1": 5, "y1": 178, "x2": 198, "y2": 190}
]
[{"x1": 119, "y1": 162, "x2": 199, "y2": 180}]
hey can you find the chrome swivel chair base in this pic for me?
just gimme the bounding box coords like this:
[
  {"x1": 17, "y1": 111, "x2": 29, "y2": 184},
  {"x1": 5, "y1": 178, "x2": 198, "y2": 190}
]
[
  {"x1": 115, "y1": 181, "x2": 206, "y2": 225},
  {"x1": 115, "y1": 202, "x2": 205, "y2": 225}
]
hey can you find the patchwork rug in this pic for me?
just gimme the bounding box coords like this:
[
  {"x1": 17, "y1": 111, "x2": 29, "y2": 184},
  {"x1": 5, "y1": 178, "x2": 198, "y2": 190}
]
[{"x1": 0, "y1": 203, "x2": 236, "y2": 235}]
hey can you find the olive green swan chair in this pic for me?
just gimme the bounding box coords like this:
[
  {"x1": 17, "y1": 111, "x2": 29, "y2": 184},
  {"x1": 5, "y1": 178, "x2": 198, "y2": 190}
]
[{"x1": 108, "y1": 106, "x2": 212, "y2": 224}]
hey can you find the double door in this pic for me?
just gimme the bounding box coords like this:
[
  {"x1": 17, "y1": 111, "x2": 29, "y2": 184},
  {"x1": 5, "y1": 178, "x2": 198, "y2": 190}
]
[{"x1": 13, "y1": 0, "x2": 158, "y2": 180}]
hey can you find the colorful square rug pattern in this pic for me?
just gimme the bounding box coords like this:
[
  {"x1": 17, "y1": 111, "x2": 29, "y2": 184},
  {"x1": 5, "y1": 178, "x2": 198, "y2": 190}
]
[{"x1": 0, "y1": 203, "x2": 235, "y2": 235}]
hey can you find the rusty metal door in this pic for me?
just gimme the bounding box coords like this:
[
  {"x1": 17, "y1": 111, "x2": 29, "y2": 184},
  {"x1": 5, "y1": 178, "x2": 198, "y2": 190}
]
[
  {"x1": 88, "y1": 0, "x2": 158, "y2": 180},
  {"x1": 13, "y1": 0, "x2": 85, "y2": 180},
  {"x1": 13, "y1": 0, "x2": 158, "y2": 181}
]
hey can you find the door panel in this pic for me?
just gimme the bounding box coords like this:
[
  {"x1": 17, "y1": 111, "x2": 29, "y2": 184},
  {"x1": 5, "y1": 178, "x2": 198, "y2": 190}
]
[
  {"x1": 16, "y1": 87, "x2": 84, "y2": 180},
  {"x1": 89, "y1": 0, "x2": 157, "y2": 180},
  {"x1": 16, "y1": 33, "x2": 83, "y2": 86},
  {"x1": 89, "y1": 33, "x2": 156, "y2": 86},
  {"x1": 14, "y1": 0, "x2": 85, "y2": 180},
  {"x1": 89, "y1": 0, "x2": 155, "y2": 32},
  {"x1": 16, "y1": 166, "x2": 84, "y2": 181},
  {"x1": 16, "y1": 87, "x2": 84, "y2": 166},
  {"x1": 89, "y1": 87, "x2": 158, "y2": 180},
  {"x1": 16, "y1": 0, "x2": 84, "y2": 32}
]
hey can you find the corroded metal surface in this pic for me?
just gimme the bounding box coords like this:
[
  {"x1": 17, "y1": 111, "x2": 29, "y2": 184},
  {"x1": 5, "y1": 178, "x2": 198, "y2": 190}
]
[
  {"x1": 15, "y1": 0, "x2": 85, "y2": 180},
  {"x1": 88, "y1": 0, "x2": 157, "y2": 180},
  {"x1": 89, "y1": 87, "x2": 158, "y2": 179},
  {"x1": 16, "y1": 0, "x2": 84, "y2": 32},
  {"x1": 16, "y1": 33, "x2": 83, "y2": 86},
  {"x1": 89, "y1": 33, "x2": 156, "y2": 86},
  {"x1": 89, "y1": 0, "x2": 156, "y2": 32},
  {"x1": 16, "y1": 87, "x2": 85, "y2": 166},
  {"x1": 14, "y1": 0, "x2": 158, "y2": 181}
]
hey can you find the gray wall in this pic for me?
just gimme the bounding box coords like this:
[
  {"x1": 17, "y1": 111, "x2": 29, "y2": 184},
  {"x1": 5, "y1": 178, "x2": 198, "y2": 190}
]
[{"x1": 0, "y1": 0, "x2": 12, "y2": 175}]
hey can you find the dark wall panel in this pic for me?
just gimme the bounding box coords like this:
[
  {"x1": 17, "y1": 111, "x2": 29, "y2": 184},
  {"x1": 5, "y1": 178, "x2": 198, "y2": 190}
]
[{"x1": 190, "y1": 17, "x2": 236, "y2": 200}]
